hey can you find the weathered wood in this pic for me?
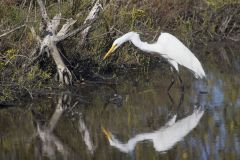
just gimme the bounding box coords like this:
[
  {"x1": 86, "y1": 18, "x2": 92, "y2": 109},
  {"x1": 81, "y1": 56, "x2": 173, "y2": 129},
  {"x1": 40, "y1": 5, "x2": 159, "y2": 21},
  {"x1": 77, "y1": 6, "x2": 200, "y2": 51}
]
[
  {"x1": 57, "y1": 18, "x2": 77, "y2": 37},
  {"x1": 79, "y1": 0, "x2": 102, "y2": 46},
  {"x1": 49, "y1": 13, "x2": 61, "y2": 34},
  {"x1": 36, "y1": 0, "x2": 49, "y2": 22},
  {"x1": 50, "y1": 43, "x2": 73, "y2": 85},
  {"x1": 33, "y1": 0, "x2": 102, "y2": 85},
  {"x1": 56, "y1": 18, "x2": 97, "y2": 42}
]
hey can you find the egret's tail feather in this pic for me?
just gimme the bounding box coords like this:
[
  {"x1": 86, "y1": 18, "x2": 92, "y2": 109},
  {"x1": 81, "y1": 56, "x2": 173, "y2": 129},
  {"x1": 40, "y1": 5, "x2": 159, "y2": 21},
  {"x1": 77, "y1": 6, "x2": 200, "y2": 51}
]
[{"x1": 194, "y1": 66, "x2": 206, "y2": 79}]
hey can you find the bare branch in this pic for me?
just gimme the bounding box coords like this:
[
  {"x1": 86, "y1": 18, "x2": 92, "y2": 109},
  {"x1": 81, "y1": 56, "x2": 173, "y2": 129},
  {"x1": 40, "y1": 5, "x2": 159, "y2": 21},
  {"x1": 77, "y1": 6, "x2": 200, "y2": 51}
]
[
  {"x1": 79, "y1": 0, "x2": 102, "y2": 46},
  {"x1": 26, "y1": 0, "x2": 33, "y2": 22},
  {"x1": 57, "y1": 18, "x2": 77, "y2": 37},
  {"x1": 36, "y1": 0, "x2": 49, "y2": 22},
  {"x1": 0, "y1": 25, "x2": 25, "y2": 38},
  {"x1": 220, "y1": 15, "x2": 233, "y2": 33},
  {"x1": 56, "y1": 19, "x2": 96, "y2": 42},
  {"x1": 48, "y1": 13, "x2": 61, "y2": 33},
  {"x1": 57, "y1": 0, "x2": 61, "y2": 13}
]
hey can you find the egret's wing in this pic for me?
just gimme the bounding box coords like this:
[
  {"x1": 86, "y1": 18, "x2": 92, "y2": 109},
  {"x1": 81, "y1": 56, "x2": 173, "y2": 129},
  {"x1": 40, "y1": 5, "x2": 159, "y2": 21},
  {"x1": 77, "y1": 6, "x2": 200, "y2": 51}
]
[
  {"x1": 157, "y1": 33, "x2": 205, "y2": 78},
  {"x1": 165, "y1": 115, "x2": 177, "y2": 127},
  {"x1": 105, "y1": 109, "x2": 204, "y2": 153},
  {"x1": 153, "y1": 108, "x2": 204, "y2": 152}
]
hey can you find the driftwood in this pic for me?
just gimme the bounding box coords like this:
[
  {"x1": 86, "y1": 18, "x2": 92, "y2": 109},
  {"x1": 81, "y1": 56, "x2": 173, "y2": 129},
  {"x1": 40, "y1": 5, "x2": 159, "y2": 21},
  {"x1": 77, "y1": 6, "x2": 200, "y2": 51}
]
[{"x1": 32, "y1": 0, "x2": 102, "y2": 85}]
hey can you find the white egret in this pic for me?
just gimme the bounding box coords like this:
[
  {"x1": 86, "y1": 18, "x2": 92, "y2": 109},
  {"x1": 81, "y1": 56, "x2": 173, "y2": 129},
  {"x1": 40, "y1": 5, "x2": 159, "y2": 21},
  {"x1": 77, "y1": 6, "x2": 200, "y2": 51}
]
[
  {"x1": 103, "y1": 32, "x2": 206, "y2": 91},
  {"x1": 102, "y1": 107, "x2": 204, "y2": 153}
]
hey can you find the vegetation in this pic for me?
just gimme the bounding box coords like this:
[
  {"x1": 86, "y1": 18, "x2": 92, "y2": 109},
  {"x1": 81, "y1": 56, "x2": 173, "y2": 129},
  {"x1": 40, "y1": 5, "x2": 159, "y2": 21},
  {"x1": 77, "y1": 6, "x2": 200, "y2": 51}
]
[{"x1": 0, "y1": 0, "x2": 239, "y2": 102}]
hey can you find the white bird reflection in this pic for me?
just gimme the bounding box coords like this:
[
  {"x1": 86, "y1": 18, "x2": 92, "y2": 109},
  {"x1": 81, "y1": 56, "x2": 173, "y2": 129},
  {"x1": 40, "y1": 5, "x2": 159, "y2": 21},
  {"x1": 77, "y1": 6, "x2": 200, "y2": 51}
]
[{"x1": 102, "y1": 107, "x2": 204, "y2": 153}]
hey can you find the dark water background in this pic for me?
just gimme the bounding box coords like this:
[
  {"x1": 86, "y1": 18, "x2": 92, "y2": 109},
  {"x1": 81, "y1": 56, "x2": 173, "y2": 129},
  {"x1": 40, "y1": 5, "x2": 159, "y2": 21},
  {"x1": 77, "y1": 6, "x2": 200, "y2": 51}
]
[{"x1": 0, "y1": 43, "x2": 239, "y2": 160}]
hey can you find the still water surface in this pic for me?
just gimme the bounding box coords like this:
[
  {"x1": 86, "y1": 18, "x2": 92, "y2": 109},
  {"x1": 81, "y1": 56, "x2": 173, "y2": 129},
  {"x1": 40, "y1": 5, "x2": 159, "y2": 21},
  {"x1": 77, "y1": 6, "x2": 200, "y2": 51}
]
[{"x1": 0, "y1": 43, "x2": 240, "y2": 160}]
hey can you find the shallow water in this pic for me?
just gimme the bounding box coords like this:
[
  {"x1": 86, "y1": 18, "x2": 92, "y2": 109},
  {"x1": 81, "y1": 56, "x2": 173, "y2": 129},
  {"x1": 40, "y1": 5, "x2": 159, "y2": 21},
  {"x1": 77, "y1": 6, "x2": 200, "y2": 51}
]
[{"x1": 0, "y1": 43, "x2": 240, "y2": 160}]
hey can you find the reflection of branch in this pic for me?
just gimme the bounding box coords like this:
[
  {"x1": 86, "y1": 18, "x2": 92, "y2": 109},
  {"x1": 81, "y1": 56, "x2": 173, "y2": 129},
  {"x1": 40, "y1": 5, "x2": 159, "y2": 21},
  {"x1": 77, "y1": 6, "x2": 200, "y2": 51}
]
[
  {"x1": 78, "y1": 114, "x2": 95, "y2": 154},
  {"x1": 37, "y1": 124, "x2": 69, "y2": 159},
  {"x1": 48, "y1": 96, "x2": 64, "y2": 132},
  {"x1": 30, "y1": 94, "x2": 72, "y2": 159},
  {"x1": 29, "y1": 93, "x2": 97, "y2": 158}
]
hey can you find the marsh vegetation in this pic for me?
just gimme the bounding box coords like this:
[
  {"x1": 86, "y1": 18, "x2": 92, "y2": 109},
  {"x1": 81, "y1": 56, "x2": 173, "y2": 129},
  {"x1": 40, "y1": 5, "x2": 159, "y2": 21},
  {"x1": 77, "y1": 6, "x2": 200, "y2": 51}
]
[
  {"x1": 0, "y1": 0, "x2": 239, "y2": 102},
  {"x1": 0, "y1": 1, "x2": 240, "y2": 159}
]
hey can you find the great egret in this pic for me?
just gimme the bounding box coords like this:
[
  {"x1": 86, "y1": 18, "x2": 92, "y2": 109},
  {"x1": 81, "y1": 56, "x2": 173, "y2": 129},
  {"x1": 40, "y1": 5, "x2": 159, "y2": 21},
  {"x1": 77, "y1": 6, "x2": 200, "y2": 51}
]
[
  {"x1": 102, "y1": 107, "x2": 204, "y2": 153},
  {"x1": 103, "y1": 32, "x2": 206, "y2": 91}
]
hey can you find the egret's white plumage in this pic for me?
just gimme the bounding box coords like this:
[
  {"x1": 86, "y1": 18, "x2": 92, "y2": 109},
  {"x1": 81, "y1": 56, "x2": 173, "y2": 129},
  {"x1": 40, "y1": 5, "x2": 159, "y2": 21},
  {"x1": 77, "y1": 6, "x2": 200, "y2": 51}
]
[
  {"x1": 103, "y1": 32, "x2": 206, "y2": 79},
  {"x1": 102, "y1": 107, "x2": 204, "y2": 153}
]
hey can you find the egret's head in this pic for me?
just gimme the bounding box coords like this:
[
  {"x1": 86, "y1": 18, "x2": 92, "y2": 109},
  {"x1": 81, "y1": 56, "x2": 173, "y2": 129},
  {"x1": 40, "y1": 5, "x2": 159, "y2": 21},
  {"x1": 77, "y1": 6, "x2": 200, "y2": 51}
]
[
  {"x1": 102, "y1": 127, "x2": 122, "y2": 147},
  {"x1": 102, "y1": 127, "x2": 113, "y2": 141},
  {"x1": 103, "y1": 32, "x2": 137, "y2": 60}
]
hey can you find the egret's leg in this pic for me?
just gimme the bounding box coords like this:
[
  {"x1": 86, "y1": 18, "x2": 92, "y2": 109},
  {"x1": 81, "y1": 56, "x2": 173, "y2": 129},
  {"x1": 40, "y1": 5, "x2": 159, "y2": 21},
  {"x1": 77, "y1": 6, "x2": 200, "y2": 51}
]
[
  {"x1": 167, "y1": 86, "x2": 184, "y2": 118},
  {"x1": 167, "y1": 92, "x2": 174, "y2": 105},
  {"x1": 167, "y1": 67, "x2": 176, "y2": 92},
  {"x1": 167, "y1": 66, "x2": 185, "y2": 92},
  {"x1": 167, "y1": 77, "x2": 175, "y2": 92},
  {"x1": 176, "y1": 73, "x2": 184, "y2": 93},
  {"x1": 176, "y1": 90, "x2": 184, "y2": 111}
]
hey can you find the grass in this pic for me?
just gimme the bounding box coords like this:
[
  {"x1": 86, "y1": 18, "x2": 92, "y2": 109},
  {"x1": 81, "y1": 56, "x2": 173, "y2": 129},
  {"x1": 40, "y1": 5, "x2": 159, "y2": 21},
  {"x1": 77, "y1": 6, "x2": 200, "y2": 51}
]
[{"x1": 0, "y1": 0, "x2": 239, "y2": 101}]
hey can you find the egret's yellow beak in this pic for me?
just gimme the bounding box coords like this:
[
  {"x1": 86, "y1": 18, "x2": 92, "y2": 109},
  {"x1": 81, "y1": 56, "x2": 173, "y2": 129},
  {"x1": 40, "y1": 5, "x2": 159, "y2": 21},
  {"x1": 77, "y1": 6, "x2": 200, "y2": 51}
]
[
  {"x1": 102, "y1": 127, "x2": 112, "y2": 140},
  {"x1": 103, "y1": 44, "x2": 118, "y2": 60}
]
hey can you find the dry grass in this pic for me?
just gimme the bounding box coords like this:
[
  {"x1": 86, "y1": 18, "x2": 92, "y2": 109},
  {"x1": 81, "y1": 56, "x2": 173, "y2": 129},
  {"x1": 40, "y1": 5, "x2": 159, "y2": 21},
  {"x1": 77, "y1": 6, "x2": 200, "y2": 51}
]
[{"x1": 0, "y1": 0, "x2": 239, "y2": 101}]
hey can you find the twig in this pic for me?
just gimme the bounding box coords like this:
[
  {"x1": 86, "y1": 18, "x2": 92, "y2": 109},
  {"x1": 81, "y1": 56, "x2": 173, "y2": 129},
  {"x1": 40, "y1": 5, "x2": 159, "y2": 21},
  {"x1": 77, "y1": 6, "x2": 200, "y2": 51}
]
[
  {"x1": 22, "y1": 86, "x2": 33, "y2": 99},
  {"x1": 26, "y1": 0, "x2": 33, "y2": 22},
  {"x1": 0, "y1": 25, "x2": 25, "y2": 38},
  {"x1": 57, "y1": 0, "x2": 61, "y2": 13}
]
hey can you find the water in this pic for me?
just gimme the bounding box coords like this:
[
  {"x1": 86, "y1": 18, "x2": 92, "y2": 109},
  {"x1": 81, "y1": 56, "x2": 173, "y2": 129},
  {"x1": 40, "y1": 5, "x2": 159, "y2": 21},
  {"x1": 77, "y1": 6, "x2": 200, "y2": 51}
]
[{"x1": 0, "y1": 43, "x2": 240, "y2": 160}]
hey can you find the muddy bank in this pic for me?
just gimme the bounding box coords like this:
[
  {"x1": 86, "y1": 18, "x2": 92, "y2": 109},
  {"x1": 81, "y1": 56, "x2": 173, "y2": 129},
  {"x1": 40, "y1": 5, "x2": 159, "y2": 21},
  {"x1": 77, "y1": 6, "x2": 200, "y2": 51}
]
[{"x1": 1, "y1": 39, "x2": 239, "y2": 104}]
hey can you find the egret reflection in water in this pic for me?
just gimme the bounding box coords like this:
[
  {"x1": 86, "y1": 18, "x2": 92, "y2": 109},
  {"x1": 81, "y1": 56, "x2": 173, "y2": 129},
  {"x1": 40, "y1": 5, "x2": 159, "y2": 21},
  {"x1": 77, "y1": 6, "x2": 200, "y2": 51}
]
[{"x1": 102, "y1": 107, "x2": 204, "y2": 153}]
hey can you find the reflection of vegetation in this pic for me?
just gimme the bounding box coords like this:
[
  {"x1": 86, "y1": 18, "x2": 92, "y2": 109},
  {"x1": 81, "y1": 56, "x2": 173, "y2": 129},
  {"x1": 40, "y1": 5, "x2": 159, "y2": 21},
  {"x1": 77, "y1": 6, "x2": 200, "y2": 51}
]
[
  {"x1": 0, "y1": 1, "x2": 240, "y2": 159},
  {"x1": 0, "y1": 63, "x2": 240, "y2": 159}
]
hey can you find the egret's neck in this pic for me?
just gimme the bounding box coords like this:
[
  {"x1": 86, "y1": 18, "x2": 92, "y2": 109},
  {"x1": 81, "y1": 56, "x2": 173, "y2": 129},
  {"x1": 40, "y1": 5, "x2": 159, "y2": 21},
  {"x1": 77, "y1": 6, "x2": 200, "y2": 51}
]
[
  {"x1": 109, "y1": 133, "x2": 153, "y2": 153},
  {"x1": 129, "y1": 34, "x2": 157, "y2": 53}
]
